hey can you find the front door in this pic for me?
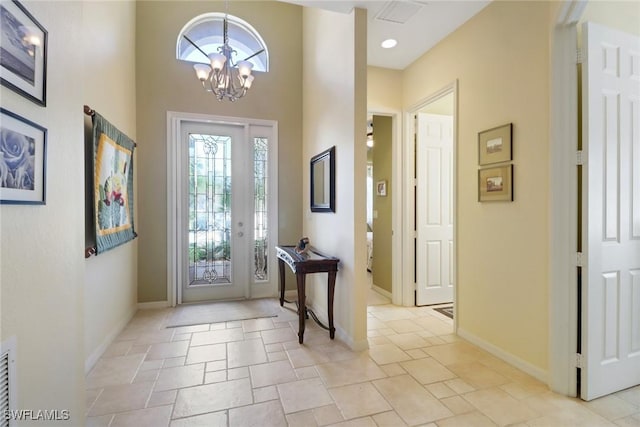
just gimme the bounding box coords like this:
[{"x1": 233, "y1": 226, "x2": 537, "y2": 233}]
[
  {"x1": 416, "y1": 113, "x2": 454, "y2": 306},
  {"x1": 581, "y1": 22, "x2": 640, "y2": 400},
  {"x1": 181, "y1": 122, "x2": 249, "y2": 302}
]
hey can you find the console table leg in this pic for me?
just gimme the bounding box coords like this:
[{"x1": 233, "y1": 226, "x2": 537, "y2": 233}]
[
  {"x1": 278, "y1": 259, "x2": 286, "y2": 307},
  {"x1": 296, "y1": 273, "x2": 306, "y2": 344},
  {"x1": 328, "y1": 270, "x2": 336, "y2": 339}
]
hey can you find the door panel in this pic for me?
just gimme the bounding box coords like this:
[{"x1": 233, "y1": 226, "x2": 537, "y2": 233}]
[
  {"x1": 416, "y1": 113, "x2": 454, "y2": 305},
  {"x1": 181, "y1": 123, "x2": 248, "y2": 302},
  {"x1": 582, "y1": 22, "x2": 640, "y2": 400}
]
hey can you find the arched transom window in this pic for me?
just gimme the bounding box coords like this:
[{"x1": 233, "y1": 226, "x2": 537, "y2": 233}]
[{"x1": 177, "y1": 12, "x2": 269, "y2": 73}]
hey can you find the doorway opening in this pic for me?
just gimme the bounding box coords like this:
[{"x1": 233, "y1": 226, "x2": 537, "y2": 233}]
[
  {"x1": 405, "y1": 82, "x2": 458, "y2": 329},
  {"x1": 167, "y1": 112, "x2": 278, "y2": 306}
]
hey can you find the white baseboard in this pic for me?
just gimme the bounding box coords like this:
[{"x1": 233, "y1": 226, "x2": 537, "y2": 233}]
[
  {"x1": 457, "y1": 327, "x2": 548, "y2": 384},
  {"x1": 371, "y1": 285, "x2": 392, "y2": 299},
  {"x1": 85, "y1": 305, "x2": 137, "y2": 374},
  {"x1": 137, "y1": 301, "x2": 170, "y2": 309}
]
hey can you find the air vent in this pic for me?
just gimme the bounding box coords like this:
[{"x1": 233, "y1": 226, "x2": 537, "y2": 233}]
[{"x1": 375, "y1": 1, "x2": 424, "y2": 24}]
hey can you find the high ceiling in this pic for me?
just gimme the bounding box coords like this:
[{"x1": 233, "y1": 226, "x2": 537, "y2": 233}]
[{"x1": 279, "y1": 0, "x2": 491, "y2": 70}]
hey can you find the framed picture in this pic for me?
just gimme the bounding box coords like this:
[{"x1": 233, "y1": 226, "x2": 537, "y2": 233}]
[
  {"x1": 376, "y1": 180, "x2": 387, "y2": 196},
  {"x1": 478, "y1": 165, "x2": 513, "y2": 202},
  {"x1": 0, "y1": 0, "x2": 48, "y2": 106},
  {"x1": 0, "y1": 108, "x2": 47, "y2": 204},
  {"x1": 478, "y1": 123, "x2": 512, "y2": 165}
]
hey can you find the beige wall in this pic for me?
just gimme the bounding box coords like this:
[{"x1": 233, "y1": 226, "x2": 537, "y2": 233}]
[
  {"x1": 580, "y1": 0, "x2": 640, "y2": 36},
  {"x1": 135, "y1": 1, "x2": 303, "y2": 302},
  {"x1": 83, "y1": 1, "x2": 138, "y2": 372},
  {"x1": 367, "y1": 66, "x2": 403, "y2": 112},
  {"x1": 403, "y1": 1, "x2": 552, "y2": 372},
  {"x1": 0, "y1": 1, "x2": 86, "y2": 422},
  {"x1": 371, "y1": 115, "x2": 392, "y2": 293},
  {"x1": 302, "y1": 7, "x2": 368, "y2": 349}
]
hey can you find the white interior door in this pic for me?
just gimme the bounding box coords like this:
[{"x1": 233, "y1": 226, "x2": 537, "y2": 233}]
[
  {"x1": 581, "y1": 22, "x2": 640, "y2": 400},
  {"x1": 180, "y1": 122, "x2": 249, "y2": 303},
  {"x1": 416, "y1": 113, "x2": 454, "y2": 305}
]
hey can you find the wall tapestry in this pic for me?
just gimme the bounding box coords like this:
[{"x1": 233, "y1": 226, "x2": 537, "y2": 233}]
[{"x1": 91, "y1": 111, "x2": 136, "y2": 254}]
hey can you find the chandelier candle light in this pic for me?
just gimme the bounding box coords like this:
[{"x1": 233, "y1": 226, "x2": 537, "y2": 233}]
[{"x1": 184, "y1": 16, "x2": 263, "y2": 102}]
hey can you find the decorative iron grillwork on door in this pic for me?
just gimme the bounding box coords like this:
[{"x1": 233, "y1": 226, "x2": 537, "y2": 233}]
[
  {"x1": 254, "y1": 137, "x2": 269, "y2": 281},
  {"x1": 188, "y1": 133, "x2": 232, "y2": 285}
]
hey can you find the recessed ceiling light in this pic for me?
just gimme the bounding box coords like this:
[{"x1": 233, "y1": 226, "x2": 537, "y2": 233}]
[{"x1": 381, "y1": 39, "x2": 397, "y2": 49}]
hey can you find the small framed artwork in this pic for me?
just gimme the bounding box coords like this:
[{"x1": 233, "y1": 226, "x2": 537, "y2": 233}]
[
  {"x1": 0, "y1": 108, "x2": 47, "y2": 204},
  {"x1": 376, "y1": 180, "x2": 387, "y2": 196},
  {"x1": 0, "y1": 0, "x2": 48, "y2": 106},
  {"x1": 478, "y1": 123, "x2": 512, "y2": 165},
  {"x1": 478, "y1": 165, "x2": 513, "y2": 202}
]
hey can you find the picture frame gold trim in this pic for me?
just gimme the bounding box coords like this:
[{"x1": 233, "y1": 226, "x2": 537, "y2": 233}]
[
  {"x1": 478, "y1": 123, "x2": 512, "y2": 166},
  {"x1": 478, "y1": 165, "x2": 513, "y2": 202}
]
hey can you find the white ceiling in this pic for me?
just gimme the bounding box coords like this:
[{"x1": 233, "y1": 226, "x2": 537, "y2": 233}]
[{"x1": 280, "y1": 0, "x2": 490, "y2": 70}]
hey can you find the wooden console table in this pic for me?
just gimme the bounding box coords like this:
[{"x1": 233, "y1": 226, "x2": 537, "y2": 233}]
[{"x1": 276, "y1": 245, "x2": 339, "y2": 344}]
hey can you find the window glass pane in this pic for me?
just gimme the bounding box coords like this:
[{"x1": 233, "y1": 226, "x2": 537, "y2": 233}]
[{"x1": 254, "y1": 137, "x2": 268, "y2": 282}]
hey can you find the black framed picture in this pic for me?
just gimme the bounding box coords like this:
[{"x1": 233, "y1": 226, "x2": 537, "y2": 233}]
[
  {"x1": 0, "y1": 0, "x2": 48, "y2": 106},
  {"x1": 0, "y1": 108, "x2": 47, "y2": 204}
]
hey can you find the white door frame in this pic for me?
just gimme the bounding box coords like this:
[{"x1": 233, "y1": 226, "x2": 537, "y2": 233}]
[
  {"x1": 167, "y1": 111, "x2": 279, "y2": 306},
  {"x1": 403, "y1": 81, "x2": 458, "y2": 328},
  {"x1": 369, "y1": 110, "x2": 404, "y2": 305},
  {"x1": 548, "y1": 0, "x2": 586, "y2": 397}
]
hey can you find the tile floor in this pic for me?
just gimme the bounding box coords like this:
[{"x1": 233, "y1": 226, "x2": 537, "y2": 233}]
[{"x1": 86, "y1": 297, "x2": 640, "y2": 427}]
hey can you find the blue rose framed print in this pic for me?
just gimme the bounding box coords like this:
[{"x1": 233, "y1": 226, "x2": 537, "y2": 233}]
[{"x1": 0, "y1": 108, "x2": 47, "y2": 204}]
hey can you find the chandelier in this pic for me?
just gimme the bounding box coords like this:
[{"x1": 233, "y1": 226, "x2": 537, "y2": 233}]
[{"x1": 184, "y1": 16, "x2": 263, "y2": 102}]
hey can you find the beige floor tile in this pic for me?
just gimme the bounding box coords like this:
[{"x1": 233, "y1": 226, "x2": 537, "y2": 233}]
[
  {"x1": 261, "y1": 327, "x2": 298, "y2": 344},
  {"x1": 327, "y1": 417, "x2": 377, "y2": 427},
  {"x1": 170, "y1": 411, "x2": 227, "y2": 427},
  {"x1": 254, "y1": 385, "x2": 279, "y2": 403},
  {"x1": 368, "y1": 335, "x2": 391, "y2": 346},
  {"x1": 228, "y1": 366, "x2": 249, "y2": 380},
  {"x1": 133, "y1": 368, "x2": 159, "y2": 383},
  {"x1": 296, "y1": 366, "x2": 319, "y2": 380},
  {"x1": 86, "y1": 388, "x2": 102, "y2": 414},
  {"x1": 368, "y1": 307, "x2": 417, "y2": 322},
  {"x1": 228, "y1": 338, "x2": 267, "y2": 367},
  {"x1": 436, "y1": 411, "x2": 497, "y2": 427},
  {"x1": 190, "y1": 328, "x2": 244, "y2": 346},
  {"x1": 206, "y1": 360, "x2": 226, "y2": 372},
  {"x1": 148, "y1": 389, "x2": 177, "y2": 408},
  {"x1": 286, "y1": 410, "x2": 318, "y2": 427},
  {"x1": 329, "y1": 382, "x2": 392, "y2": 420},
  {"x1": 526, "y1": 407, "x2": 616, "y2": 427},
  {"x1": 447, "y1": 362, "x2": 510, "y2": 389},
  {"x1": 102, "y1": 340, "x2": 133, "y2": 358},
  {"x1": 229, "y1": 400, "x2": 287, "y2": 427},
  {"x1": 314, "y1": 404, "x2": 344, "y2": 425},
  {"x1": 185, "y1": 343, "x2": 226, "y2": 365},
  {"x1": 277, "y1": 378, "x2": 334, "y2": 414},
  {"x1": 133, "y1": 330, "x2": 175, "y2": 346},
  {"x1": 286, "y1": 346, "x2": 331, "y2": 368},
  {"x1": 385, "y1": 319, "x2": 424, "y2": 334},
  {"x1": 441, "y1": 395, "x2": 475, "y2": 415},
  {"x1": 616, "y1": 386, "x2": 640, "y2": 407},
  {"x1": 155, "y1": 363, "x2": 205, "y2": 391},
  {"x1": 204, "y1": 370, "x2": 227, "y2": 383},
  {"x1": 406, "y1": 348, "x2": 429, "y2": 359},
  {"x1": 614, "y1": 413, "x2": 640, "y2": 426},
  {"x1": 140, "y1": 359, "x2": 163, "y2": 371},
  {"x1": 423, "y1": 342, "x2": 484, "y2": 366},
  {"x1": 366, "y1": 343, "x2": 412, "y2": 365},
  {"x1": 372, "y1": 374, "x2": 453, "y2": 425},
  {"x1": 499, "y1": 381, "x2": 548, "y2": 400},
  {"x1": 371, "y1": 411, "x2": 407, "y2": 426},
  {"x1": 172, "y1": 333, "x2": 192, "y2": 342},
  {"x1": 445, "y1": 378, "x2": 475, "y2": 394},
  {"x1": 128, "y1": 344, "x2": 151, "y2": 355},
  {"x1": 426, "y1": 382, "x2": 458, "y2": 399},
  {"x1": 316, "y1": 354, "x2": 387, "y2": 388},
  {"x1": 582, "y1": 395, "x2": 640, "y2": 421},
  {"x1": 250, "y1": 359, "x2": 297, "y2": 388},
  {"x1": 169, "y1": 324, "x2": 210, "y2": 334},
  {"x1": 164, "y1": 356, "x2": 186, "y2": 368},
  {"x1": 400, "y1": 357, "x2": 457, "y2": 385},
  {"x1": 146, "y1": 341, "x2": 189, "y2": 360},
  {"x1": 462, "y1": 387, "x2": 540, "y2": 426},
  {"x1": 242, "y1": 317, "x2": 276, "y2": 332},
  {"x1": 265, "y1": 343, "x2": 284, "y2": 353},
  {"x1": 86, "y1": 414, "x2": 113, "y2": 427},
  {"x1": 110, "y1": 405, "x2": 173, "y2": 427},
  {"x1": 387, "y1": 332, "x2": 430, "y2": 350},
  {"x1": 88, "y1": 381, "x2": 154, "y2": 416},
  {"x1": 380, "y1": 363, "x2": 406, "y2": 377},
  {"x1": 173, "y1": 378, "x2": 253, "y2": 418},
  {"x1": 86, "y1": 354, "x2": 145, "y2": 389},
  {"x1": 366, "y1": 318, "x2": 388, "y2": 330},
  {"x1": 268, "y1": 351, "x2": 288, "y2": 362},
  {"x1": 412, "y1": 316, "x2": 453, "y2": 335}
]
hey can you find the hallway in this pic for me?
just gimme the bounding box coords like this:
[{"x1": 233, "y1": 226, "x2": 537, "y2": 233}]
[{"x1": 86, "y1": 301, "x2": 640, "y2": 426}]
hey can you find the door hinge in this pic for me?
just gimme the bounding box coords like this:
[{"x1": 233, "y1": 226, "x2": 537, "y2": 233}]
[
  {"x1": 575, "y1": 353, "x2": 584, "y2": 368},
  {"x1": 576, "y1": 252, "x2": 583, "y2": 267},
  {"x1": 576, "y1": 48, "x2": 584, "y2": 64},
  {"x1": 576, "y1": 150, "x2": 584, "y2": 166}
]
